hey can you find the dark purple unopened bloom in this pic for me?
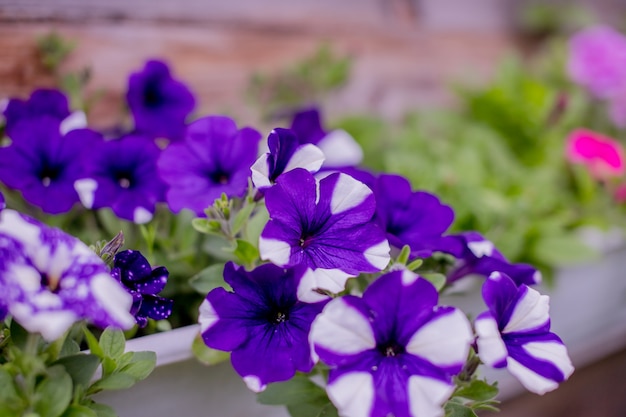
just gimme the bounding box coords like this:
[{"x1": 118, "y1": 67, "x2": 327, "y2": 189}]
[
  {"x1": 310, "y1": 270, "x2": 473, "y2": 417},
  {"x1": 373, "y1": 174, "x2": 454, "y2": 258},
  {"x1": 0, "y1": 116, "x2": 101, "y2": 214},
  {"x1": 157, "y1": 115, "x2": 262, "y2": 215},
  {"x1": 475, "y1": 272, "x2": 574, "y2": 395},
  {"x1": 2, "y1": 89, "x2": 87, "y2": 138},
  {"x1": 74, "y1": 134, "x2": 166, "y2": 223},
  {"x1": 0, "y1": 209, "x2": 135, "y2": 341},
  {"x1": 259, "y1": 169, "x2": 390, "y2": 300},
  {"x1": 127, "y1": 60, "x2": 196, "y2": 141},
  {"x1": 439, "y1": 232, "x2": 541, "y2": 287},
  {"x1": 111, "y1": 250, "x2": 172, "y2": 328},
  {"x1": 290, "y1": 107, "x2": 363, "y2": 168},
  {"x1": 198, "y1": 262, "x2": 328, "y2": 392},
  {"x1": 250, "y1": 128, "x2": 324, "y2": 189}
]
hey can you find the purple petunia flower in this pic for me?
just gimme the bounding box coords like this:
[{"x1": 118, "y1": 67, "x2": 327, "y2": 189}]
[
  {"x1": 310, "y1": 270, "x2": 473, "y2": 417},
  {"x1": 372, "y1": 174, "x2": 454, "y2": 258},
  {"x1": 111, "y1": 250, "x2": 172, "y2": 328},
  {"x1": 250, "y1": 128, "x2": 324, "y2": 189},
  {"x1": 157, "y1": 115, "x2": 262, "y2": 215},
  {"x1": 439, "y1": 232, "x2": 541, "y2": 287},
  {"x1": 127, "y1": 60, "x2": 196, "y2": 141},
  {"x1": 475, "y1": 272, "x2": 574, "y2": 395},
  {"x1": 74, "y1": 134, "x2": 166, "y2": 223},
  {"x1": 2, "y1": 88, "x2": 87, "y2": 138},
  {"x1": 198, "y1": 262, "x2": 328, "y2": 392},
  {"x1": 0, "y1": 209, "x2": 135, "y2": 341},
  {"x1": 259, "y1": 169, "x2": 390, "y2": 301},
  {"x1": 0, "y1": 116, "x2": 101, "y2": 214},
  {"x1": 568, "y1": 25, "x2": 626, "y2": 100},
  {"x1": 290, "y1": 107, "x2": 363, "y2": 168}
]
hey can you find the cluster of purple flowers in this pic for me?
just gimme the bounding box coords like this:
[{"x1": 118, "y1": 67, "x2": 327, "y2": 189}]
[
  {"x1": 194, "y1": 109, "x2": 573, "y2": 416},
  {"x1": 0, "y1": 59, "x2": 573, "y2": 417}
]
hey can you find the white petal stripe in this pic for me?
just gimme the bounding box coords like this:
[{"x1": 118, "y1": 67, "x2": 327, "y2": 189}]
[
  {"x1": 503, "y1": 287, "x2": 550, "y2": 334},
  {"x1": 258, "y1": 236, "x2": 292, "y2": 266},
  {"x1": 198, "y1": 299, "x2": 220, "y2": 333},
  {"x1": 327, "y1": 372, "x2": 374, "y2": 417},
  {"x1": 407, "y1": 375, "x2": 454, "y2": 417},
  {"x1": 363, "y1": 240, "x2": 391, "y2": 270},
  {"x1": 283, "y1": 144, "x2": 325, "y2": 174},
  {"x1": 405, "y1": 308, "x2": 473, "y2": 367},
  {"x1": 475, "y1": 316, "x2": 508, "y2": 367},
  {"x1": 507, "y1": 357, "x2": 560, "y2": 395},
  {"x1": 522, "y1": 341, "x2": 574, "y2": 380},
  {"x1": 317, "y1": 129, "x2": 364, "y2": 168},
  {"x1": 310, "y1": 299, "x2": 376, "y2": 356},
  {"x1": 329, "y1": 174, "x2": 371, "y2": 215},
  {"x1": 297, "y1": 268, "x2": 351, "y2": 303}
]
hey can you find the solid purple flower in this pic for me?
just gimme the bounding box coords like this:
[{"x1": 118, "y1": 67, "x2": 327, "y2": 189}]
[
  {"x1": 439, "y1": 232, "x2": 541, "y2": 287},
  {"x1": 127, "y1": 60, "x2": 196, "y2": 141},
  {"x1": 290, "y1": 107, "x2": 363, "y2": 168},
  {"x1": 2, "y1": 89, "x2": 88, "y2": 139},
  {"x1": 0, "y1": 209, "x2": 135, "y2": 341},
  {"x1": 111, "y1": 249, "x2": 172, "y2": 328},
  {"x1": 373, "y1": 174, "x2": 454, "y2": 258},
  {"x1": 475, "y1": 272, "x2": 574, "y2": 394},
  {"x1": 74, "y1": 134, "x2": 166, "y2": 223},
  {"x1": 0, "y1": 116, "x2": 101, "y2": 214},
  {"x1": 157, "y1": 115, "x2": 262, "y2": 215},
  {"x1": 568, "y1": 25, "x2": 626, "y2": 99},
  {"x1": 259, "y1": 169, "x2": 390, "y2": 301},
  {"x1": 310, "y1": 270, "x2": 473, "y2": 417},
  {"x1": 198, "y1": 262, "x2": 328, "y2": 392},
  {"x1": 250, "y1": 128, "x2": 324, "y2": 189}
]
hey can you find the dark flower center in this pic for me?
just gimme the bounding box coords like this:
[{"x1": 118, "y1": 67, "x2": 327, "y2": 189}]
[
  {"x1": 378, "y1": 342, "x2": 405, "y2": 357},
  {"x1": 299, "y1": 234, "x2": 315, "y2": 249},
  {"x1": 40, "y1": 272, "x2": 60, "y2": 293},
  {"x1": 143, "y1": 83, "x2": 164, "y2": 109},
  {"x1": 274, "y1": 311, "x2": 288, "y2": 323},
  {"x1": 115, "y1": 171, "x2": 134, "y2": 189},
  {"x1": 39, "y1": 164, "x2": 63, "y2": 187},
  {"x1": 209, "y1": 170, "x2": 230, "y2": 185}
]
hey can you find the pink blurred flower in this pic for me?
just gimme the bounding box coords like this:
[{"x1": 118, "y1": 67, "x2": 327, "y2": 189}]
[
  {"x1": 614, "y1": 183, "x2": 626, "y2": 203},
  {"x1": 568, "y1": 25, "x2": 626, "y2": 100},
  {"x1": 566, "y1": 129, "x2": 625, "y2": 179}
]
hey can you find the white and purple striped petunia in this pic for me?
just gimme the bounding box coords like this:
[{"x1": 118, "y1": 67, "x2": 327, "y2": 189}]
[
  {"x1": 259, "y1": 169, "x2": 390, "y2": 301},
  {"x1": 198, "y1": 262, "x2": 328, "y2": 392},
  {"x1": 310, "y1": 270, "x2": 473, "y2": 417},
  {"x1": 251, "y1": 128, "x2": 325, "y2": 190},
  {"x1": 475, "y1": 272, "x2": 574, "y2": 395},
  {"x1": 439, "y1": 232, "x2": 541, "y2": 287},
  {"x1": 0, "y1": 209, "x2": 135, "y2": 341}
]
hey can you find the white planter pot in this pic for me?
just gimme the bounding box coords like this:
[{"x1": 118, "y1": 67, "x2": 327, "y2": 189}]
[{"x1": 96, "y1": 240, "x2": 626, "y2": 415}]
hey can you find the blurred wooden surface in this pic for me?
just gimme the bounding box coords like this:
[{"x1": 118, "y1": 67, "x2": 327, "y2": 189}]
[
  {"x1": 491, "y1": 346, "x2": 626, "y2": 417},
  {"x1": 0, "y1": 0, "x2": 520, "y2": 128}
]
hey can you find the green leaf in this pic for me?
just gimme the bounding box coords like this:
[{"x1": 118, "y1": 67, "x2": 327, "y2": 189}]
[
  {"x1": 87, "y1": 403, "x2": 117, "y2": 417},
  {"x1": 59, "y1": 338, "x2": 80, "y2": 357},
  {"x1": 83, "y1": 329, "x2": 104, "y2": 358},
  {"x1": 9, "y1": 319, "x2": 29, "y2": 350},
  {"x1": 445, "y1": 402, "x2": 478, "y2": 417},
  {"x1": 530, "y1": 234, "x2": 598, "y2": 266},
  {"x1": 421, "y1": 272, "x2": 447, "y2": 292},
  {"x1": 454, "y1": 380, "x2": 499, "y2": 402},
  {"x1": 60, "y1": 405, "x2": 98, "y2": 417},
  {"x1": 34, "y1": 366, "x2": 73, "y2": 417},
  {"x1": 192, "y1": 218, "x2": 221, "y2": 235},
  {"x1": 90, "y1": 373, "x2": 137, "y2": 391},
  {"x1": 287, "y1": 402, "x2": 339, "y2": 417},
  {"x1": 258, "y1": 374, "x2": 327, "y2": 406},
  {"x1": 119, "y1": 351, "x2": 156, "y2": 381},
  {"x1": 191, "y1": 334, "x2": 230, "y2": 366},
  {"x1": 234, "y1": 239, "x2": 259, "y2": 266},
  {"x1": 99, "y1": 328, "x2": 126, "y2": 359},
  {"x1": 53, "y1": 354, "x2": 101, "y2": 386},
  {"x1": 0, "y1": 367, "x2": 24, "y2": 414},
  {"x1": 189, "y1": 263, "x2": 227, "y2": 295},
  {"x1": 232, "y1": 201, "x2": 257, "y2": 235}
]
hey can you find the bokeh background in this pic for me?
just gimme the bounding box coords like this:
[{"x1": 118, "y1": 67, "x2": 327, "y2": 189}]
[{"x1": 1, "y1": 1, "x2": 626, "y2": 416}]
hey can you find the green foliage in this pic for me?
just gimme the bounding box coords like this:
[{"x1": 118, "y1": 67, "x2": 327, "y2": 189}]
[
  {"x1": 191, "y1": 334, "x2": 230, "y2": 366},
  {"x1": 248, "y1": 44, "x2": 351, "y2": 120},
  {"x1": 257, "y1": 374, "x2": 339, "y2": 417}
]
